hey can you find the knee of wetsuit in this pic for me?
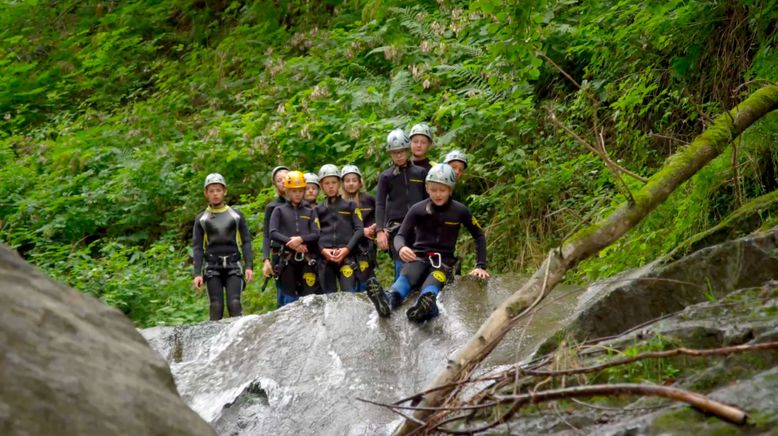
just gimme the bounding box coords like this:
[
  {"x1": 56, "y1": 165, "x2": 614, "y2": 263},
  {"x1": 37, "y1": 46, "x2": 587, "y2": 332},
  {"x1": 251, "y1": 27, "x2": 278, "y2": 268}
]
[
  {"x1": 227, "y1": 299, "x2": 242, "y2": 317},
  {"x1": 391, "y1": 275, "x2": 412, "y2": 299}
]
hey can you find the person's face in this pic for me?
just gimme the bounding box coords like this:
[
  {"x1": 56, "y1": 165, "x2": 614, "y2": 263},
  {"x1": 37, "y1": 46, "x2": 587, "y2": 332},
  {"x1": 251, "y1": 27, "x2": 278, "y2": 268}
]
[
  {"x1": 426, "y1": 182, "x2": 452, "y2": 206},
  {"x1": 410, "y1": 135, "x2": 431, "y2": 159},
  {"x1": 449, "y1": 161, "x2": 466, "y2": 180},
  {"x1": 204, "y1": 184, "x2": 226, "y2": 206},
  {"x1": 342, "y1": 174, "x2": 362, "y2": 195},
  {"x1": 305, "y1": 183, "x2": 319, "y2": 202},
  {"x1": 288, "y1": 187, "x2": 305, "y2": 205},
  {"x1": 389, "y1": 149, "x2": 409, "y2": 166},
  {"x1": 320, "y1": 176, "x2": 340, "y2": 198},
  {"x1": 274, "y1": 170, "x2": 289, "y2": 195}
]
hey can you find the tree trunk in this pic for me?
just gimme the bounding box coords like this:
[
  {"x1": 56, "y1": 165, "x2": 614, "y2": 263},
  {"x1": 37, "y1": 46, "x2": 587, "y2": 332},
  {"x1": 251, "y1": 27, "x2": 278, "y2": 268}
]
[{"x1": 396, "y1": 85, "x2": 778, "y2": 435}]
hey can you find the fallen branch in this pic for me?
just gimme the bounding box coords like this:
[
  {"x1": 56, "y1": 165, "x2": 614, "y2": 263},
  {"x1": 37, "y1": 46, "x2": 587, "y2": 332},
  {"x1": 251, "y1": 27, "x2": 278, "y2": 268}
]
[
  {"x1": 396, "y1": 85, "x2": 778, "y2": 435},
  {"x1": 548, "y1": 109, "x2": 648, "y2": 184}
]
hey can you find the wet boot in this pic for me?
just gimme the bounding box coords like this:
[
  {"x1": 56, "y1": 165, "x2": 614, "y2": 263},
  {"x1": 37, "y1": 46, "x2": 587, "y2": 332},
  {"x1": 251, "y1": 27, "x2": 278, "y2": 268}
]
[
  {"x1": 366, "y1": 277, "x2": 391, "y2": 317},
  {"x1": 406, "y1": 292, "x2": 438, "y2": 323},
  {"x1": 388, "y1": 290, "x2": 402, "y2": 310}
]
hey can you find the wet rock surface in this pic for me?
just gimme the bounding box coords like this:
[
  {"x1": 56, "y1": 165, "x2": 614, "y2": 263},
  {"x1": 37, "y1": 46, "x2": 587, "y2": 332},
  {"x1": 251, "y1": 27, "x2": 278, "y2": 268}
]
[
  {"x1": 141, "y1": 276, "x2": 583, "y2": 435},
  {"x1": 0, "y1": 244, "x2": 215, "y2": 436},
  {"x1": 542, "y1": 227, "x2": 778, "y2": 351}
]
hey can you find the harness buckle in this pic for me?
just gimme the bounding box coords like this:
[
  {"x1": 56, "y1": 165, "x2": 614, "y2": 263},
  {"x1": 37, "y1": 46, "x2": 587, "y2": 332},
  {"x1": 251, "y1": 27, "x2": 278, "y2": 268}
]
[
  {"x1": 294, "y1": 251, "x2": 305, "y2": 262},
  {"x1": 219, "y1": 255, "x2": 230, "y2": 268},
  {"x1": 427, "y1": 252, "x2": 442, "y2": 269}
]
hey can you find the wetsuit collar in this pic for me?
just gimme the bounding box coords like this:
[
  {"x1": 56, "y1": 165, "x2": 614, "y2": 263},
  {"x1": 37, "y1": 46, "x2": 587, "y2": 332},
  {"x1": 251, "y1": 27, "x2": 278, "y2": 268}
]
[
  {"x1": 426, "y1": 198, "x2": 452, "y2": 213},
  {"x1": 326, "y1": 195, "x2": 341, "y2": 204},
  {"x1": 206, "y1": 204, "x2": 230, "y2": 213}
]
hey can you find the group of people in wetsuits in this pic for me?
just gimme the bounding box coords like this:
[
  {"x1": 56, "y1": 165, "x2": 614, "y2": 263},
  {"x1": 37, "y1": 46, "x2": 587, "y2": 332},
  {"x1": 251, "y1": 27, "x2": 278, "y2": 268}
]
[{"x1": 192, "y1": 123, "x2": 489, "y2": 323}]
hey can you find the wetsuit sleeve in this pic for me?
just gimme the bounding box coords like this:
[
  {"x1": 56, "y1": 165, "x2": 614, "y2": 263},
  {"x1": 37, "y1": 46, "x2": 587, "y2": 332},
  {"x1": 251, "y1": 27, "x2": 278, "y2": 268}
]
[
  {"x1": 192, "y1": 212, "x2": 205, "y2": 277},
  {"x1": 394, "y1": 205, "x2": 420, "y2": 253},
  {"x1": 237, "y1": 211, "x2": 254, "y2": 270},
  {"x1": 375, "y1": 172, "x2": 388, "y2": 231},
  {"x1": 269, "y1": 207, "x2": 290, "y2": 245},
  {"x1": 302, "y1": 207, "x2": 320, "y2": 244},
  {"x1": 462, "y1": 207, "x2": 487, "y2": 269},
  {"x1": 262, "y1": 202, "x2": 274, "y2": 260},
  {"x1": 346, "y1": 201, "x2": 364, "y2": 252}
]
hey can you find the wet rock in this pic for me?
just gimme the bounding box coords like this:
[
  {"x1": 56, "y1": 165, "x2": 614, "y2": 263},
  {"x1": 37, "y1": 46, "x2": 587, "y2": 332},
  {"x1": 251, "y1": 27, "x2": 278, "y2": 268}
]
[
  {"x1": 141, "y1": 276, "x2": 583, "y2": 435},
  {"x1": 0, "y1": 244, "x2": 215, "y2": 436},
  {"x1": 542, "y1": 227, "x2": 778, "y2": 350}
]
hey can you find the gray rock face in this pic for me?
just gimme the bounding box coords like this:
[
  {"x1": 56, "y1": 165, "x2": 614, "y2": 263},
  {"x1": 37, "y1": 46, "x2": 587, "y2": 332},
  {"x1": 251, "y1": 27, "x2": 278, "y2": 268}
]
[
  {"x1": 554, "y1": 227, "x2": 778, "y2": 347},
  {"x1": 141, "y1": 276, "x2": 584, "y2": 435},
  {"x1": 0, "y1": 244, "x2": 215, "y2": 436}
]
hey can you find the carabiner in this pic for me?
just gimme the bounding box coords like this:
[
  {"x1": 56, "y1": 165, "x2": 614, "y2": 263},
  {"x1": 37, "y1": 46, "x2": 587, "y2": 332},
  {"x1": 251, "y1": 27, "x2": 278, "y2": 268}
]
[
  {"x1": 294, "y1": 251, "x2": 305, "y2": 262},
  {"x1": 428, "y1": 252, "x2": 442, "y2": 269}
]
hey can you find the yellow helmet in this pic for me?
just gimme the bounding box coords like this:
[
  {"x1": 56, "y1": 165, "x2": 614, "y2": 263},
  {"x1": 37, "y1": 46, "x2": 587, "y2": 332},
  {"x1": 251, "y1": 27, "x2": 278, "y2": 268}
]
[{"x1": 284, "y1": 171, "x2": 306, "y2": 189}]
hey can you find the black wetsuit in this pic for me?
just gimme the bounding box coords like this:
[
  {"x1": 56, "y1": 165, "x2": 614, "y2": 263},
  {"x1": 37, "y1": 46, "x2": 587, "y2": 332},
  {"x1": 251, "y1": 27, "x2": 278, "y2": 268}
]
[
  {"x1": 269, "y1": 202, "x2": 320, "y2": 299},
  {"x1": 348, "y1": 193, "x2": 378, "y2": 290},
  {"x1": 411, "y1": 157, "x2": 434, "y2": 172},
  {"x1": 374, "y1": 163, "x2": 428, "y2": 278},
  {"x1": 316, "y1": 196, "x2": 364, "y2": 293},
  {"x1": 262, "y1": 196, "x2": 286, "y2": 307},
  {"x1": 192, "y1": 205, "x2": 254, "y2": 320},
  {"x1": 389, "y1": 198, "x2": 487, "y2": 319}
]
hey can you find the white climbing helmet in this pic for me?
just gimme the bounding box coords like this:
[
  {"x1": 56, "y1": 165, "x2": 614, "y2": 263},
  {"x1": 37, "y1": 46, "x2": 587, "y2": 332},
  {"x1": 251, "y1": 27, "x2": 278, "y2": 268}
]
[
  {"x1": 409, "y1": 123, "x2": 433, "y2": 142},
  {"x1": 204, "y1": 173, "x2": 227, "y2": 189},
  {"x1": 271, "y1": 165, "x2": 289, "y2": 183},
  {"x1": 386, "y1": 128, "x2": 410, "y2": 151},
  {"x1": 304, "y1": 172, "x2": 320, "y2": 186},
  {"x1": 340, "y1": 165, "x2": 362, "y2": 179},
  {"x1": 318, "y1": 164, "x2": 340, "y2": 180},
  {"x1": 444, "y1": 150, "x2": 468, "y2": 168},
  {"x1": 425, "y1": 163, "x2": 456, "y2": 188}
]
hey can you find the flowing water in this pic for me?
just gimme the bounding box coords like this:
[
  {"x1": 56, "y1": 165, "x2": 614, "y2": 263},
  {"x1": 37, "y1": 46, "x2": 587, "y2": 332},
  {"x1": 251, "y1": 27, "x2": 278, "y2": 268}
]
[{"x1": 142, "y1": 275, "x2": 583, "y2": 435}]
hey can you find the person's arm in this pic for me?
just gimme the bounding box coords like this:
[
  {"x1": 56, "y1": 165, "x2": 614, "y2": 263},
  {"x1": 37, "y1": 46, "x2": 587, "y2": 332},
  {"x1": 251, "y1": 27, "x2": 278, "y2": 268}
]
[
  {"x1": 302, "y1": 207, "x2": 320, "y2": 243},
  {"x1": 237, "y1": 210, "x2": 254, "y2": 270},
  {"x1": 192, "y1": 213, "x2": 205, "y2": 277},
  {"x1": 346, "y1": 201, "x2": 364, "y2": 252},
  {"x1": 462, "y1": 208, "x2": 487, "y2": 269},
  {"x1": 394, "y1": 206, "x2": 419, "y2": 253},
  {"x1": 269, "y1": 207, "x2": 291, "y2": 245},
  {"x1": 374, "y1": 172, "x2": 387, "y2": 231},
  {"x1": 262, "y1": 202, "x2": 274, "y2": 260}
]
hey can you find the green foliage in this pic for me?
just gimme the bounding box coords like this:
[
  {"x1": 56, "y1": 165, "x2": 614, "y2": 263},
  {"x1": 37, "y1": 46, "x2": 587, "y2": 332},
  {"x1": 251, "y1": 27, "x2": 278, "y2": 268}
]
[{"x1": 0, "y1": 0, "x2": 775, "y2": 326}]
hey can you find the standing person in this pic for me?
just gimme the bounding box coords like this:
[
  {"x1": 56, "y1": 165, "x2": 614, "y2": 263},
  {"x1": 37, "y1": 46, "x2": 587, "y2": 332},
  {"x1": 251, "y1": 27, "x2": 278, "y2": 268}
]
[
  {"x1": 316, "y1": 164, "x2": 364, "y2": 293},
  {"x1": 341, "y1": 164, "x2": 377, "y2": 292},
  {"x1": 375, "y1": 128, "x2": 428, "y2": 280},
  {"x1": 262, "y1": 165, "x2": 289, "y2": 308},
  {"x1": 192, "y1": 173, "x2": 254, "y2": 320},
  {"x1": 304, "y1": 172, "x2": 320, "y2": 205},
  {"x1": 269, "y1": 171, "x2": 321, "y2": 306},
  {"x1": 409, "y1": 123, "x2": 435, "y2": 171},
  {"x1": 366, "y1": 164, "x2": 489, "y2": 322}
]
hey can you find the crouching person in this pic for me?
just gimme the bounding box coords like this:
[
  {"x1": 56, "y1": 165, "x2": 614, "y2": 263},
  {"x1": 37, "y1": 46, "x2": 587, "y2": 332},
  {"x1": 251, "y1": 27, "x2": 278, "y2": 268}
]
[
  {"x1": 269, "y1": 171, "x2": 321, "y2": 306},
  {"x1": 366, "y1": 164, "x2": 489, "y2": 322}
]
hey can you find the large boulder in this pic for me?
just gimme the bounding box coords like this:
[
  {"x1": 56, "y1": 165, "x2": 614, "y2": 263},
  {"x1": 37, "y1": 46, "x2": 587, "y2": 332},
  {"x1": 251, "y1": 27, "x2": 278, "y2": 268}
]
[
  {"x1": 541, "y1": 226, "x2": 778, "y2": 350},
  {"x1": 0, "y1": 244, "x2": 215, "y2": 436}
]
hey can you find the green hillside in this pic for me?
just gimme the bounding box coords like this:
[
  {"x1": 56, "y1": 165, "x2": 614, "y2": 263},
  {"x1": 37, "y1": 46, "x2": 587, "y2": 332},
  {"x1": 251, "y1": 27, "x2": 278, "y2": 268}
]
[{"x1": 1, "y1": 0, "x2": 776, "y2": 326}]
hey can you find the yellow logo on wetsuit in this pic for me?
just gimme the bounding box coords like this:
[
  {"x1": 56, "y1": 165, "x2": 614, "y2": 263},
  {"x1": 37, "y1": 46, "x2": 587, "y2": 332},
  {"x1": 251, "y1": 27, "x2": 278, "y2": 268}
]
[
  {"x1": 303, "y1": 272, "x2": 317, "y2": 286},
  {"x1": 355, "y1": 208, "x2": 363, "y2": 221},
  {"x1": 315, "y1": 218, "x2": 320, "y2": 229},
  {"x1": 359, "y1": 260, "x2": 369, "y2": 271},
  {"x1": 341, "y1": 264, "x2": 354, "y2": 278},
  {"x1": 432, "y1": 270, "x2": 447, "y2": 283},
  {"x1": 472, "y1": 216, "x2": 482, "y2": 229}
]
